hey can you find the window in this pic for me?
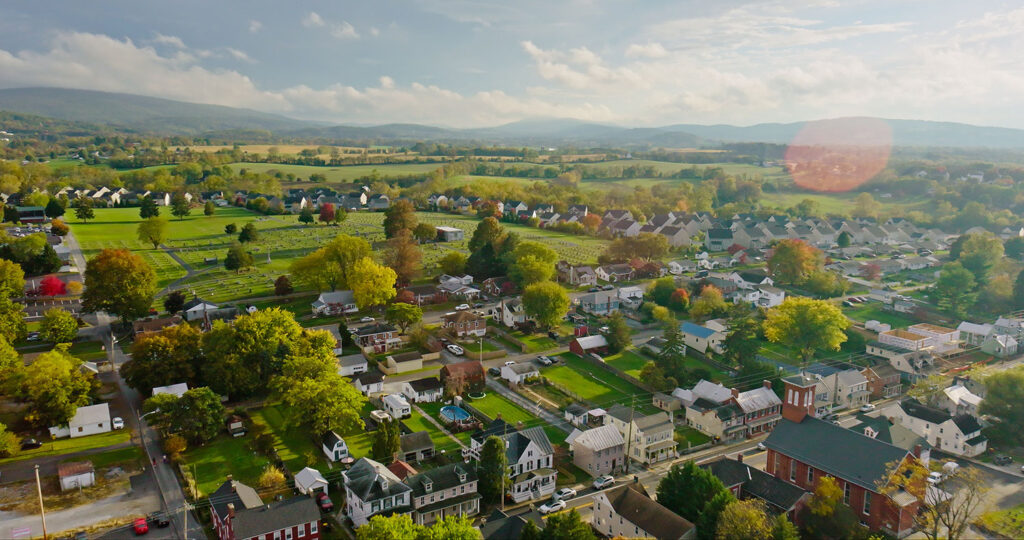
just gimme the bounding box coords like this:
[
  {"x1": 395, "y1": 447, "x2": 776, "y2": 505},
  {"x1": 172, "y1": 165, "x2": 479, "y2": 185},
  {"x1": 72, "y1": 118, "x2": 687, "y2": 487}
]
[
  {"x1": 843, "y1": 482, "x2": 851, "y2": 505},
  {"x1": 807, "y1": 467, "x2": 814, "y2": 484},
  {"x1": 863, "y1": 492, "x2": 871, "y2": 515},
  {"x1": 285, "y1": 529, "x2": 293, "y2": 540},
  {"x1": 790, "y1": 460, "x2": 796, "y2": 482},
  {"x1": 775, "y1": 453, "x2": 781, "y2": 474}
]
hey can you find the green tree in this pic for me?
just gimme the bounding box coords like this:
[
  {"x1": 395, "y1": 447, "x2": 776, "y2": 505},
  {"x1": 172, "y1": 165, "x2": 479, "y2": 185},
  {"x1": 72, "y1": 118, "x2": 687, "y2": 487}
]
[
  {"x1": 539, "y1": 510, "x2": 597, "y2": 540},
  {"x1": 200, "y1": 308, "x2": 305, "y2": 398},
  {"x1": 980, "y1": 367, "x2": 1024, "y2": 444},
  {"x1": 0, "y1": 259, "x2": 25, "y2": 298},
  {"x1": 507, "y1": 241, "x2": 559, "y2": 286},
  {"x1": 419, "y1": 516, "x2": 481, "y2": 540},
  {"x1": 290, "y1": 234, "x2": 372, "y2": 291},
  {"x1": 0, "y1": 422, "x2": 18, "y2": 458},
  {"x1": 351, "y1": 257, "x2": 397, "y2": 309},
  {"x1": 298, "y1": 206, "x2": 314, "y2": 225},
  {"x1": 39, "y1": 308, "x2": 77, "y2": 343},
  {"x1": 852, "y1": 192, "x2": 880, "y2": 218},
  {"x1": 657, "y1": 322, "x2": 687, "y2": 377},
  {"x1": 836, "y1": 230, "x2": 852, "y2": 248},
  {"x1": 274, "y1": 339, "x2": 368, "y2": 435},
  {"x1": 139, "y1": 195, "x2": 159, "y2": 218},
  {"x1": 723, "y1": 315, "x2": 761, "y2": 365},
  {"x1": 439, "y1": 252, "x2": 467, "y2": 275},
  {"x1": 0, "y1": 293, "x2": 27, "y2": 343},
  {"x1": 238, "y1": 223, "x2": 259, "y2": 243},
  {"x1": 931, "y1": 262, "x2": 978, "y2": 317},
  {"x1": 163, "y1": 290, "x2": 186, "y2": 315},
  {"x1": 605, "y1": 312, "x2": 631, "y2": 353},
  {"x1": 72, "y1": 197, "x2": 94, "y2": 222},
  {"x1": 44, "y1": 197, "x2": 65, "y2": 219},
  {"x1": 763, "y1": 297, "x2": 849, "y2": 364},
  {"x1": 715, "y1": 499, "x2": 773, "y2": 540},
  {"x1": 383, "y1": 199, "x2": 417, "y2": 238},
  {"x1": 357, "y1": 514, "x2": 421, "y2": 540},
  {"x1": 640, "y1": 361, "x2": 676, "y2": 390},
  {"x1": 469, "y1": 217, "x2": 504, "y2": 252},
  {"x1": 170, "y1": 193, "x2": 191, "y2": 220},
  {"x1": 385, "y1": 302, "x2": 423, "y2": 333},
  {"x1": 957, "y1": 231, "x2": 1003, "y2": 283},
  {"x1": 412, "y1": 222, "x2": 437, "y2": 242},
  {"x1": 696, "y1": 489, "x2": 736, "y2": 540},
  {"x1": 136, "y1": 216, "x2": 168, "y2": 249},
  {"x1": 647, "y1": 277, "x2": 676, "y2": 307},
  {"x1": 478, "y1": 435, "x2": 508, "y2": 504},
  {"x1": 771, "y1": 514, "x2": 800, "y2": 540},
  {"x1": 81, "y1": 249, "x2": 157, "y2": 324},
  {"x1": 1005, "y1": 236, "x2": 1024, "y2": 260},
  {"x1": 657, "y1": 461, "x2": 729, "y2": 523},
  {"x1": 123, "y1": 324, "x2": 203, "y2": 395},
  {"x1": 521, "y1": 281, "x2": 570, "y2": 329},
  {"x1": 204, "y1": 200, "x2": 215, "y2": 216},
  {"x1": 372, "y1": 419, "x2": 401, "y2": 461},
  {"x1": 224, "y1": 223, "x2": 237, "y2": 234},
  {"x1": 798, "y1": 476, "x2": 860, "y2": 540},
  {"x1": 690, "y1": 285, "x2": 729, "y2": 321},
  {"x1": 0, "y1": 336, "x2": 20, "y2": 387},
  {"x1": 15, "y1": 345, "x2": 95, "y2": 426},
  {"x1": 224, "y1": 243, "x2": 254, "y2": 273},
  {"x1": 165, "y1": 387, "x2": 226, "y2": 444}
]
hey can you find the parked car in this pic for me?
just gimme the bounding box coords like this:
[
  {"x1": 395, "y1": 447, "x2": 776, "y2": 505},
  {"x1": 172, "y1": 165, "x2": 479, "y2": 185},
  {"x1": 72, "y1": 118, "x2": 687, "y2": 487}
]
[
  {"x1": 488, "y1": 367, "x2": 501, "y2": 377},
  {"x1": 455, "y1": 304, "x2": 470, "y2": 311},
  {"x1": 994, "y1": 455, "x2": 1013, "y2": 466},
  {"x1": 316, "y1": 492, "x2": 334, "y2": 512},
  {"x1": 859, "y1": 404, "x2": 876, "y2": 412},
  {"x1": 556, "y1": 488, "x2": 577, "y2": 499},
  {"x1": 601, "y1": 284, "x2": 615, "y2": 291},
  {"x1": 538, "y1": 499, "x2": 566, "y2": 515},
  {"x1": 599, "y1": 326, "x2": 610, "y2": 333},
  {"x1": 20, "y1": 438, "x2": 42, "y2": 450},
  {"x1": 132, "y1": 518, "x2": 149, "y2": 535},
  {"x1": 587, "y1": 287, "x2": 601, "y2": 292},
  {"x1": 473, "y1": 303, "x2": 484, "y2": 308},
  {"x1": 147, "y1": 512, "x2": 170, "y2": 528},
  {"x1": 536, "y1": 355, "x2": 553, "y2": 366},
  {"x1": 26, "y1": 332, "x2": 40, "y2": 342},
  {"x1": 504, "y1": 361, "x2": 516, "y2": 366},
  {"x1": 547, "y1": 331, "x2": 559, "y2": 339},
  {"x1": 756, "y1": 442, "x2": 766, "y2": 451},
  {"x1": 927, "y1": 471, "x2": 944, "y2": 485},
  {"x1": 593, "y1": 475, "x2": 615, "y2": 489},
  {"x1": 446, "y1": 344, "x2": 465, "y2": 356},
  {"x1": 359, "y1": 317, "x2": 375, "y2": 323},
  {"x1": 73, "y1": 532, "x2": 89, "y2": 540},
  {"x1": 112, "y1": 417, "x2": 125, "y2": 429}
]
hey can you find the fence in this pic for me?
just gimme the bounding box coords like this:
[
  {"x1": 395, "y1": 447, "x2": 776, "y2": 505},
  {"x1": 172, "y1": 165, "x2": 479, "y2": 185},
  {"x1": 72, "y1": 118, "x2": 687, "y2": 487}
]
[
  {"x1": 488, "y1": 325, "x2": 529, "y2": 353},
  {"x1": 574, "y1": 348, "x2": 657, "y2": 395}
]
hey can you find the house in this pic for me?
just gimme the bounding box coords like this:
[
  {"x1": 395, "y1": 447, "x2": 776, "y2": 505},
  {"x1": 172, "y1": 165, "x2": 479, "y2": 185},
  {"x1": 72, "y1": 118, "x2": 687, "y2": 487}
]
[
  {"x1": 505, "y1": 201, "x2": 529, "y2": 215},
  {"x1": 311, "y1": 290, "x2": 358, "y2": 316},
  {"x1": 576, "y1": 290, "x2": 620, "y2": 316},
  {"x1": 440, "y1": 361, "x2": 485, "y2": 394},
  {"x1": 684, "y1": 381, "x2": 781, "y2": 442},
  {"x1": 860, "y1": 363, "x2": 902, "y2": 399},
  {"x1": 567, "y1": 204, "x2": 589, "y2": 217},
  {"x1": 887, "y1": 399, "x2": 987, "y2": 457},
  {"x1": 343, "y1": 458, "x2": 413, "y2": 527},
  {"x1": 182, "y1": 297, "x2": 219, "y2": 321},
  {"x1": 400, "y1": 431, "x2": 435, "y2": 463},
  {"x1": 468, "y1": 420, "x2": 556, "y2": 503},
  {"x1": 402, "y1": 377, "x2": 444, "y2": 403},
  {"x1": 704, "y1": 457, "x2": 810, "y2": 521},
  {"x1": 322, "y1": 431, "x2": 350, "y2": 462},
  {"x1": 906, "y1": 323, "x2": 958, "y2": 346},
  {"x1": 618, "y1": 286, "x2": 645, "y2": 309},
  {"x1": 294, "y1": 467, "x2": 329, "y2": 495},
  {"x1": 133, "y1": 315, "x2": 182, "y2": 335},
  {"x1": 939, "y1": 384, "x2": 983, "y2": 417},
  {"x1": 338, "y1": 354, "x2": 369, "y2": 377},
  {"x1": 382, "y1": 351, "x2": 424, "y2": 375},
  {"x1": 59, "y1": 461, "x2": 95, "y2": 491},
  {"x1": 567, "y1": 265, "x2": 597, "y2": 286},
  {"x1": 404, "y1": 284, "x2": 445, "y2": 305},
  {"x1": 660, "y1": 226, "x2": 693, "y2": 248},
  {"x1": 866, "y1": 341, "x2": 937, "y2": 381},
  {"x1": 438, "y1": 274, "x2": 480, "y2": 299},
  {"x1": 603, "y1": 209, "x2": 633, "y2": 223},
  {"x1": 653, "y1": 392, "x2": 682, "y2": 412},
  {"x1": 705, "y1": 228, "x2": 734, "y2": 251},
  {"x1": 957, "y1": 321, "x2": 993, "y2": 346},
  {"x1": 500, "y1": 298, "x2": 528, "y2": 328},
  {"x1": 427, "y1": 194, "x2": 448, "y2": 208},
  {"x1": 834, "y1": 369, "x2": 871, "y2": 410},
  {"x1": 879, "y1": 329, "x2": 933, "y2": 351},
  {"x1": 731, "y1": 270, "x2": 773, "y2": 289},
  {"x1": 435, "y1": 226, "x2": 464, "y2": 242},
  {"x1": 481, "y1": 276, "x2": 517, "y2": 297},
  {"x1": 610, "y1": 219, "x2": 642, "y2": 237},
  {"x1": 680, "y1": 322, "x2": 724, "y2": 354},
  {"x1": 441, "y1": 311, "x2": 486, "y2": 338},
  {"x1": 353, "y1": 371, "x2": 386, "y2": 396},
  {"x1": 387, "y1": 460, "x2": 418, "y2": 481},
  {"x1": 405, "y1": 463, "x2": 480, "y2": 526},
  {"x1": 605, "y1": 405, "x2": 677, "y2": 465},
  {"x1": 501, "y1": 362, "x2": 539, "y2": 384},
  {"x1": 564, "y1": 403, "x2": 589, "y2": 428},
  {"x1": 982, "y1": 333, "x2": 1018, "y2": 357},
  {"x1": 668, "y1": 260, "x2": 697, "y2": 275},
  {"x1": 210, "y1": 479, "x2": 321, "y2": 540},
  {"x1": 763, "y1": 376, "x2": 923, "y2": 538},
  {"x1": 848, "y1": 415, "x2": 930, "y2": 461},
  {"x1": 367, "y1": 194, "x2": 391, "y2": 210},
  {"x1": 67, "y1": 403, "x2": 111, "y2": 439},
  {"x1": 152, "y1": 383, "x2": 189, "y2": 398},
  {"x1": 757, "y1": 286, "x2": 786, "y2": 308},
  {"x1": 596, "y1": 264, "x2": 633, "y2": 283},
  {"x1": 353, "y1": 323, "x2": 402, "y2": 353},
  {"x1": 591, "y1": 483, "x2": 696, "y2": 540},
  {"x1": 382, "y1": 394, "x2": 412, "y2": 419},
  {"x1": 569, "y1": 424, "x2": 625, "y2": 477},
  {"x1": 480, "y1": 509, "x2": 545, "y2": 539},
  {"x1": 569, "y1": 334, "x2": 609, "y2": 356}
]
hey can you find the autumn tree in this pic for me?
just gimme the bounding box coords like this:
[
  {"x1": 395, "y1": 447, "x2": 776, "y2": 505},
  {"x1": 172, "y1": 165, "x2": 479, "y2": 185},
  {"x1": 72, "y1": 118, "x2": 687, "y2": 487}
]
[
  {"x1": 0, "y1": 422, "x2": 19, "y2": 458},
  {"x1": 274, "y1": 275, "x2": 293, "y2": 296},
  {"x1": 383, "y1": 199, "x2": 417, "y2": 238},
  {"x1": 81, "y1": 249, "x2": 157, "y2": 324},
  {"x1": 0, "y1": 293, "x2": 26, "y2": 343},
  {"x1": 351, "y1": 257, "x2": 397, "y2": 310},
  {"x1": 384, "y1": 229, "x2": 422, "y2": 286},
  {"x1": 123, "y1": 324, "x2": 203, "y2": 395},
  {"x1": 468, "y1": 217, "x2": 504, "y2": 252},
  {"x1": 273, "y1": 338, "x2": 368, "y2": 436},
  {"x1": 715, "y1": 499, "x2": 773, "y2": 540},
  {"x1": 0, "y1": 259, "x2": 24, "y2": 298},
  {"x1": 690, "y1": 285, "x2": 728, "y2": 321},
  {"x1": 767, "y1": 239, "x2": 823, "y2": 285},
  {"x1": 581, "y1": 213, "x2": 602, "y2": 233},
  {"x1": 14, "y1": 345, "x2": 96, "y2": 426},
  {"x1": 39, "y1": 308, "x2": 77, "y2": 343},
  {"x1": 879, "y1": 458, "x2": 988, "y2": 540},
  {"x1": 522, "y1": 281, "x2": 570, "y2": 329},
  {"x1": 289, "y1": 234, "x2": 372, "y2": 291},
  {"x1": 49, "y1": 218, "x2": 69, "y2": 236},
  {"x1": 763, "y1": 297, "x2": 849, "y2": 364},
  {"x1": 39, "y1": 275, "x2": 66, "y2": 296},
  {"x1": 798, "y1": 475, "x2": 859, "y2": 539},
  {"x1": 259, "y1": 465, "x2": 287, "y2": 489}
]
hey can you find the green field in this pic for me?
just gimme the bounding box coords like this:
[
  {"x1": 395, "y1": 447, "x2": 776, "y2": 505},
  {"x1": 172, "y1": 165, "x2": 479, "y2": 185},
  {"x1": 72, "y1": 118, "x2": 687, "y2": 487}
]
[
  {"x1": 250, "y1": 404, "x2": 324, "y2": 471},
  {"x1": 226, "y1": 162, "x2": 443, "y2": 183},
  {"x1": 603, "y1": 348, "x2": 651, "y2": 378},
  {"x1": 183, "y1": 433, "x2": 271, "y2": 496},
  {"x1": 0, "y1": 429, "x2": 131, "y2": 466},
  {"x1": 844, "y1": 302, "x2": 917, "y2": 327},
  {"x1": 545, "y1": 353, "x2": 652, "y2": 411}
]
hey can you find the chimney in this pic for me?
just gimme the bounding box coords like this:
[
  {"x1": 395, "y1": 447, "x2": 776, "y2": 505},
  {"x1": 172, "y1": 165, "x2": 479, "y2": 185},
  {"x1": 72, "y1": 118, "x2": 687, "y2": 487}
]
[
  {"x1": 227, "y1": 503, "x2": 235, "y2": 518},
  {"x1": 781, "y1": 374, "x2": 816, "y2": 423},
  {"x1": 912, "y1": 444, "x2": 922, "y2": 459},
  {"x1": 736, "y1": 453, "x2": 744, "y2": 463},
  {"x1": 730, "y1": 387, "x2": 740, "y2": 399},
  {"x1": 763, "y1": 380, "x2": 773, "y2": 389}
]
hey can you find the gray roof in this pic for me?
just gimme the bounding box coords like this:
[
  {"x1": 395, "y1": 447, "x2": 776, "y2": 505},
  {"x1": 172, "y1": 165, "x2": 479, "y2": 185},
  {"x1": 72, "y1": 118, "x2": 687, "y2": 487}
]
[
  {"x1": 953, "y1": 414, "x2": 982, "y2": 434},
  {"x1": 471, "y1": 420, "x2": 553, "y2": 461},
  {"x1": 338, "y1": 354, "x2": 367, "y2": 368},
  {"x1": 507, "y1": 363, "x2": 538, "y2": 375},
  {"x1": 570, "y1": 425, "x2": 624, "y2": 452},
  {"x1": 210, "y1": 479, "x2": 264, "y2": 521},
  {"x1": 764, "y1": 417, "x2": 909, "y2": 491},
  {"x1": 848, "y1": 416, "x2": 928, "y2": 452},
  {"x1": 899, "y1": 399, "x2": 950, "y2": 424},
  {"x1": 603, "y1": 484, "x2": 694, "y2": 540},
  {"x1": 400, "y1": 431, "x2": 434, "y2": 453},
  {"x1": 322, "y1": 431, "x2": 344, "y2": 448},
  {"x1": 704, "y1": 458, "x2": 807, "y2": 512},
  {"x1": 404, "y1": 463, "x2": 477, "y2": 497},
  {"x1": 344, "y1": 457, "x2": 412, "y2": 501},
  {"x1": 607, "y1": 405, "x2": 673, "y2": 432},
  {"x1": 406, "y1": 377, "x2": 444, "y2": 393},
  {"x1": 232, "y1": 496, "x2": 320, "y2": 539}
]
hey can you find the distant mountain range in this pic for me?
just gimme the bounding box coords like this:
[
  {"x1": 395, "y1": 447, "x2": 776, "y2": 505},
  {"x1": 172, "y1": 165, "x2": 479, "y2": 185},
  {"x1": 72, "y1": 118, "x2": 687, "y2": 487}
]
[{"x1": 3, "y1": 87, "x2": 1024, "y2": 148}]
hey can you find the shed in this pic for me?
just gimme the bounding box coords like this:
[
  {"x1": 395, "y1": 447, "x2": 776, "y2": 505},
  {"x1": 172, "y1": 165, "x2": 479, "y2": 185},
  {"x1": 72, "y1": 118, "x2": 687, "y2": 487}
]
[
  {"x1": 569, "y1": 334, "x2": 609, "y2": 356},
  {"x1": 58, "y1": 461, "x2": 95, "y2": 491},
  {"x1": 152, "y1": 383, "x2": 189, "y2": 398},
  {"x1": 294, "y1": 467, "x2": 329, "y2": 495},
  {"x1": 68, "y1": 403, "x2": 111, "y2": 439}
]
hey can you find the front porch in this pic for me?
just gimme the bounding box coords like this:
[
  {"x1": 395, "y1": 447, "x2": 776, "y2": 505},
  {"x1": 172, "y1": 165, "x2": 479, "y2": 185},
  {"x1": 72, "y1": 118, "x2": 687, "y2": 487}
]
[{"x1": 510, "y1": 468, "x2": 557, "y2": 503}]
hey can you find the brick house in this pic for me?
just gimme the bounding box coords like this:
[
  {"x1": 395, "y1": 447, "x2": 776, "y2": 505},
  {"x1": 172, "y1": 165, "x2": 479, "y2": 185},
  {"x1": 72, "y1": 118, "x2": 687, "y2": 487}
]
[
  {"x1": 352, "y1": 323, "x2": 402, "y2": 353},
  {"x1": 439, "y1": 361, "x2": 485, "y2": 394},
  {"x1": 861, "y1": 363, "x2": 903, "y2": 399},
  {"x1": 441, "y1": 311, "x2": 486, "y2": 338},
  {"x1": 210, "y1": 478, "x2": 321, "y2": 540},
  {"x1": 762, "y1": 374, "x2": 923, "y2": 538}
]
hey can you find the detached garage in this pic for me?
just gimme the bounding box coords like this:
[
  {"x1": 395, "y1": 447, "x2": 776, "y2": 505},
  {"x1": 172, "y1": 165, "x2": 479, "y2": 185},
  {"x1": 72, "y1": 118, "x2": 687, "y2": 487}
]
[
  {"x1": 58, "y1": 461, "x2": 95, "y2": 491},
  {"x1": 570, "y1": 335, "x2": 609, "y2": 356}
]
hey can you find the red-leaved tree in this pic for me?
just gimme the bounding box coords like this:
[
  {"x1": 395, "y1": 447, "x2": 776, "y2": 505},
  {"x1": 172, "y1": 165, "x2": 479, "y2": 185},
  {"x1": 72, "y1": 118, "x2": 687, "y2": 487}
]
[{"x1": 39, "y1": 275, "x2": 66, "y2": 296}]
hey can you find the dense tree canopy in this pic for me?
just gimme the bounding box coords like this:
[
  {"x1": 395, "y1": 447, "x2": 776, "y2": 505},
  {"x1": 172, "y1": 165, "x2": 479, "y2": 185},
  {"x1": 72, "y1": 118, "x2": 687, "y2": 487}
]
[
  {"x1": 763, "y1": 297, "x2": 849, "y2": 363},
  {"x1": 81, "y1": 248, "x2": 157, "y2": 324}
]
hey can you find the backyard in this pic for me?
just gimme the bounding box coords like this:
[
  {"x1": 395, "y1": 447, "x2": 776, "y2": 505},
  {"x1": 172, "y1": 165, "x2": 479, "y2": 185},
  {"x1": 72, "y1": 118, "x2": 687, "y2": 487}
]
[
  {"x1": 544, "y1": 353, "x2": 655, "y2": 414},
  {"x1": 603, "y1": 348, "x2": 650, "y2": 378},
  {"x1": 0, "y1": 429, "x2": 132, "y2": 466},
  {"x1": 466, "y1": 392, "x2": 567, "y2": 445},
  {"x1": 843, "y1": 301, "x2": 918, "y2": 328}
]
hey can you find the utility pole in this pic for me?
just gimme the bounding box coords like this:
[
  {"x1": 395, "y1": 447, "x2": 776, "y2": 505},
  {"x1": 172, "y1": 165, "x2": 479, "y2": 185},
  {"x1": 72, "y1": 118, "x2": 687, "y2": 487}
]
[
  {"x1": 623, "y1": 395, "x2": 635, "y2": 475},
  {"x1": 34, "y1": 465, "x2": 47, "y2": 540}
]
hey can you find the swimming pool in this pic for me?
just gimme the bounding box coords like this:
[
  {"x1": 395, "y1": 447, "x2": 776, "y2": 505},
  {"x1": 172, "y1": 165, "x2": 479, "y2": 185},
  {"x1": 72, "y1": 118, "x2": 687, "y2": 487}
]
[{"x1": 440, "y1": 405, "x2": 471, "y2": 422}]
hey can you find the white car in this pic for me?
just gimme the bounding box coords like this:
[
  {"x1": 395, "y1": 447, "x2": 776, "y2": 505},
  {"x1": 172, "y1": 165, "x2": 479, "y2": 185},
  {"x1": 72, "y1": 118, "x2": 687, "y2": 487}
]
[
  {"x1": 455, "y1": 304, "x2": 470, "y2": 311},
  {"x1": 926, "y1": 471, "x2": 944, "y2": 485},
  {"x1": 859, "y1": 404, "x2": 876, "y2": 412},
  {"x1": 756, "y1": 442, "x2": 766, "y2": 451},
  {"x1": 446, "y1": 344, "x2": 465, "y2": 356},
  {"x1": 556, "y1": 488, "x2": 577, "y2": 499},
  {"x1": 538, "y1": 499, "x2": 566, "y2": 515},
  {"x1": 359, "y1": 317, "x2": 375, "y2": 323},
  {"x1": 112, "y1": 417, "x2": 125, "y2": 430},
  {"x1": 504, "y1": 361, "x2": 516, "y2": 366},
  {"x1": 593, "y1": 475, "x2": 615, "y2": 490}
]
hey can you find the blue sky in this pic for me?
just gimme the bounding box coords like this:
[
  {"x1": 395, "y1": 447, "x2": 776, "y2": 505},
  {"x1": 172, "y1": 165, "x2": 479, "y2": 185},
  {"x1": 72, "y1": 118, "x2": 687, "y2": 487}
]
[{"x1": 2, "y1": 1, "x2": 1023, "y2": 128}]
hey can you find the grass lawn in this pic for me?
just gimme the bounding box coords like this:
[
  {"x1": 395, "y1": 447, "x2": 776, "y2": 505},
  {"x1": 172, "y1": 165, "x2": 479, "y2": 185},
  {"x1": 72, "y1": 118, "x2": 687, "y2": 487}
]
[
  {"x1": 603, "y1": 349, "x2": 650, "y2": 378},
  {"x1": 223, "y1": 162, "x2": 443, "y2": 183},
  {"x1": 342, "y1": 432, "x2": 373, "y2": 460},
  {"x1": 681, "y1": 354, "x2": 731, "y2": 383},
  {"x1": 675, "y1": 426, "x2": 711, "y2": 449},
  {"x1": 512, "y1": 331, "x2": 558, "y2": 353},
  {"x1": 457, "y1": 338, "x2": 501, "y2": 353},
  {"x1": 68, "y1": 339, "x2": 107, "y2": 363},
  {"x1": 250, "y1": 404, "x2": 323, "y2": 471},
  {"x1": 978, "y1": 504, "x2": 1024, "y2": 539},
  {"x1": 78, "y1": 446, "x2": 144, "y2": 469},
  {"x1": 544, "y1": 353, "x2": 651, "y2": 411},
  {"x1": 183, "y1": 434, "x2": 270, "y2": 496},
  {"x1": 418, "y1": 401, "x2": 475, "y2": 446},
  {"x1": 0, "y1": 429, "x2": 132, "y2": 465},
  {"x1": 844, "y1": 302, "x2": 917, "y2": 327},
  {"x1": 466, "y1": 392, "x2": 567, "y2": 444},
  {"x1": 402, "y1": 409, "x2": 461, "y2": 453}
]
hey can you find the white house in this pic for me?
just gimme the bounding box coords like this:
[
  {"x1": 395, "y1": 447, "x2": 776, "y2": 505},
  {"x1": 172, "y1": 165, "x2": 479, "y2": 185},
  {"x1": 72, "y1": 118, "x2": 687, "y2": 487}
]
[
  {"x1": 338, "y1": 354, "x2": 369, "y2": 377},
  {"x1": 321, "y1": 431, "x2": 350, "y2": 462},
  {"x1": 756, "y1": 286, "x2": 785, "y2": 308},
  {"x1": 66, "y1": 403, "x2": 112, "y2": 439},
  {"x1": 382, "y1": 394, "x2": 412, "y2": 419},
  {"x1": 343, "y1": 458, "x2": 413, "y2": 527},
  {"x1": 353, "y1": 372, "x2": 385, "y2": 396},
  {"x1": 312, "y1": 290, "x2": 358, "y2": 316},
  {"x1": 151, "y1": 382, "x2": 188, "y2": 398},
  {"x1": 957, "y1": 321, "x2": 993, "y2": 346},
  {"x1": 468, "y1": 420, "x2": 556, "y2": 503},
  {"x1": 888, "y1": 400, "x2": 987, "y2": 457},
  {"x1": 402, "y1": 377, "x2": 444, "y2": 403},
  {"x1": 592, "y1": 484, "x2": 695, "y2": 540},
  {"x1": 668, "y1": 260, "x2": 697, "y2": 275},
  {"x1": 58, "y1": 461, "x2": 96, "y2": 491},
  {"x1": 294, "y1": 466, "x2": 329, "y2": 495},
  {"x1": 680, "y1": 322, "x2": 724, "y2": 354},
  {"x1": 501, "y1": 363, "x2": 539, "y2": 384},
  {"x1": 500, "y1": 298, "x2": 528, "y2": 328},
  {"x1": 940, "y1": 384, "x2": 983, "y2": 417},
  {"x1": 182, "y1": 297, "x2": 219, "y2": 321}
]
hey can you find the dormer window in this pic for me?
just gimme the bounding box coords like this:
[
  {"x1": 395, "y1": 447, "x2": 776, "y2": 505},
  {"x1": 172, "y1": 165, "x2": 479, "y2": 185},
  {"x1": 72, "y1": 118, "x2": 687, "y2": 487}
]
[{"x1": 423, "y1": 479, "x2": 433, "y2": 493}]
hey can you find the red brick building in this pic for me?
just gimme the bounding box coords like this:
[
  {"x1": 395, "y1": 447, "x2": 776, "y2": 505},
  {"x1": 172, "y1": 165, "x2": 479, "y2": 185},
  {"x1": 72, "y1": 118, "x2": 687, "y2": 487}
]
[
  {"x1": 210, "y1": 478, "x2": 321, "y2": 540},
  {"x1": 763, "y1": 374, "x2": 922, "y2": 538}
]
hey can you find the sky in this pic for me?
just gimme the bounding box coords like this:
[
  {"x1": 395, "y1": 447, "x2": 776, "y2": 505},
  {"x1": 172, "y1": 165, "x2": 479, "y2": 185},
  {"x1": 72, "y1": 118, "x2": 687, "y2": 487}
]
[{"x1": 1, "y1": 1, "x2": 1024, "y2": 128}]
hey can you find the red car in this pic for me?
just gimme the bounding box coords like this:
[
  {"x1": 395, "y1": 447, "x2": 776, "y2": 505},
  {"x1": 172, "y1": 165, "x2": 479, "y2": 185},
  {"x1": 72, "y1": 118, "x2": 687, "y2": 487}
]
[
  {"x1": 316, "y1": 492, "x2": 334, "y2": 512},
  {"x1": 133, "y1": 518, "x2": 149, "y2": 535}
]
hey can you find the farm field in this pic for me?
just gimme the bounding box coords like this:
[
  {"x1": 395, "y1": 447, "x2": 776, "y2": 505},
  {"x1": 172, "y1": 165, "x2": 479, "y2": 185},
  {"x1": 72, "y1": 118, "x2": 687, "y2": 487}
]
[
  {"x1": 546, "y1": 353, "x2": 655, "y2": 413},
  {"x1": 227, "y1": 162, "x2": 442, "y2": 182},
  {"x1": 759, "y1": 191, "x2": 930, "y2": 214}
]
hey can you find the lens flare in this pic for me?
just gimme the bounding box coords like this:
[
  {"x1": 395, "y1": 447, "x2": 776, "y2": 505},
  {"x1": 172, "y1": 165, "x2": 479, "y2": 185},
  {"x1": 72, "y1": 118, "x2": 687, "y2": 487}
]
[{"x1": 784, "y1": 117, "x2": 892, "y2": 193}]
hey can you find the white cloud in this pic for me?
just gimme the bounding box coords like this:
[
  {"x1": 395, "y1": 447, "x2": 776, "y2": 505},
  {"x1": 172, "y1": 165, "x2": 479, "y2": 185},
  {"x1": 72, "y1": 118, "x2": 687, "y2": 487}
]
[
  {"x1": 248, "y1": 20, "x2": 263, "y2": 34},
  {"x1": 303, "y1": 11, "x2": 359, "y2": 39},
  {"x1": 302, "y1": 12, "x2": 325, "y2": 28},
  {"x1": 625, "y1": 42, "x2": 667, "y2": 59},
  {"x1": 152, "y1": 33, "x2": 186, "y2": 49},
  {"x1": 226, "y1": 48, "x2": 255, "y2": 64},
  {"x1": 370, "y1": 27, "x2": 380, "y2": 37}
]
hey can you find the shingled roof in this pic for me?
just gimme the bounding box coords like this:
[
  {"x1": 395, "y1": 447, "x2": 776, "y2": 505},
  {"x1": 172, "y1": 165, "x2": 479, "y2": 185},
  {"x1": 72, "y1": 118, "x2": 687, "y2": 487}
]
[
  {"x1": 704, "y1": 457, "x2": 807, "y2": 512},
  {"x1": 602, "y1": 483, "x2": 694, "y2": 540}
]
